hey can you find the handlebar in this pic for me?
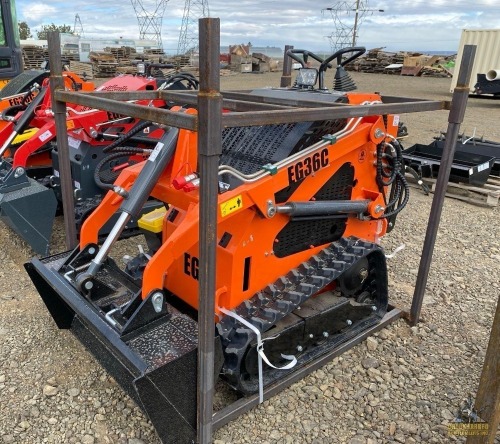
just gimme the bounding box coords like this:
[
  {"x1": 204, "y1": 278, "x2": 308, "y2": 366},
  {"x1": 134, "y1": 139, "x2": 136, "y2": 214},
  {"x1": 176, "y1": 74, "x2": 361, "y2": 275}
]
[
  {"x1": 318, "y1": 47, "x2": 365, "y2": 90},
  {"x1": 285, "y1": 49, "x2": 331, "y2": 68}
]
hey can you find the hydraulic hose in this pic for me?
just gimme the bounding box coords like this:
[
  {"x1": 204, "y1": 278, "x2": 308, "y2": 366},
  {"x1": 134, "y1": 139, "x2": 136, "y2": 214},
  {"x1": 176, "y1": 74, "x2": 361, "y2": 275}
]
[
  {"x1": 102, "y1": 120, "x2": 152, "y2": 153},
  {"x1": 375, "y1": 138, "x2": 410, "y2": 219},
  {"x1": 94, "y1": 147, "x2": 147, "y2": 191}
]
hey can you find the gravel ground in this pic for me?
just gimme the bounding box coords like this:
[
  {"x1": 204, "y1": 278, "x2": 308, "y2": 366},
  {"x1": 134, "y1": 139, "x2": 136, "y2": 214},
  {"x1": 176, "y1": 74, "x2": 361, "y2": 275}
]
[{"x1": 0, "y1": 70, "x2": 499, "y2": 444}]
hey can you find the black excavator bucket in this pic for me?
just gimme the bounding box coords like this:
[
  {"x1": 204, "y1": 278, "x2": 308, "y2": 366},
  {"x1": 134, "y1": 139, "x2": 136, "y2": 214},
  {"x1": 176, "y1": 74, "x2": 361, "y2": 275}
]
[
  {"x1": 25, "y1": 254, "x2": 224, "y2": 444},
  {"x1": 0, "y1": 70, "x2": 48, "y2": 98},
  {"x1": 0, "y1": 176, "x2": 57, "y2": 255}
]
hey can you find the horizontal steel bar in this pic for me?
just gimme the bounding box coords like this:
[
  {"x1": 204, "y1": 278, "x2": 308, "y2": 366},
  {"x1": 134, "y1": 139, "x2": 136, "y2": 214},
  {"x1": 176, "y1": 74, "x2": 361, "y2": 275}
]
[
  {"x1": 222, "y1": 100, "x2": 447, "y2": 127},
  {"x1": 222, "y1": 91, "x2": 337, "y2": 108},
  {"x1": 213, "y1": 307, "x2": 403, "y2": 430},
  {"x1": 77, "y1": 90, "x2": 291, "y2": 112},
  {"x1": 221, "y1": 98, "x2": 292, "y2": 111},
  {"x1": 55, "y1": 90, "x2": 198, "y2": 131},
  {"x1": 86, "y1": 91, "x2": 160, "y2": 100},
  {"x1": 382, "y1": 95, "x2": 451, "y2": 108},
  {"x1": 58, "y1": 91, "x2": 447, "y2": 131},
  {"x1": 159, "y1": 90, "x2": 291, "y2": 111},
  {"x1": 222, "y1": 91, "x2": 448, "y2": 110}
]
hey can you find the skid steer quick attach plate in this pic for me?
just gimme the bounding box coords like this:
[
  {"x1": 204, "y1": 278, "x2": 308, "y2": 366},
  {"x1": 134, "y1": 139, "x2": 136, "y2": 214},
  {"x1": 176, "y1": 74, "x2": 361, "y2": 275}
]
[{"x1": 25, "y1": 253, "x2": 224, "y2": 444}]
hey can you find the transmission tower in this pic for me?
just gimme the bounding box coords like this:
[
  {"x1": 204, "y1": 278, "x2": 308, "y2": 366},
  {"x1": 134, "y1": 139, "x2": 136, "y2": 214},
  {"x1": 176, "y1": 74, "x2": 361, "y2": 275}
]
[
  {"x1": 323, "y1": 1, "x2": 383, "y2": 52},
  {"x1": 130, "y1": 0, "x2": 169, "y2": 49},
  {"x1": 177, "y1": 0, "x2": 209, "y2": 55},
  {"x1": 73, "y1": 14, "x2": 85, "y2": 37}
]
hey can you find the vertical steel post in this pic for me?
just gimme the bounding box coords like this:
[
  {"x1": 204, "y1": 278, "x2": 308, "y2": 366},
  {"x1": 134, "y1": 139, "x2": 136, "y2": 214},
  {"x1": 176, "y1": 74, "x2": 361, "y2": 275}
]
[
  {"x1": 467, "y1": 296, "x2": 500, "y2": 444},
  {"x1": 197, "y1": 18, "x2": 222, "y2": 444},
  {"x1": 466, "y1": 294, "x2": 500, "y2": 444},
  {"x1": 48, "y1": 32, "x2": 78, "y2": 249},
  {"x1": 280, "y1": 45, "x2": 294, "y2": 88},
  {"x1": 410, "y1": 45, "x2": 476, "y2": 325}
]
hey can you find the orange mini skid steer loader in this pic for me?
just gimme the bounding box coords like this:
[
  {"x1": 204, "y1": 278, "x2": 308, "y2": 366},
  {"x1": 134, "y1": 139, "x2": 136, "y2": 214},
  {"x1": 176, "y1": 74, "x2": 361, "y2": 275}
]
[{"x1": 26, "y1": 47, "x2": 409, "y2": 443}]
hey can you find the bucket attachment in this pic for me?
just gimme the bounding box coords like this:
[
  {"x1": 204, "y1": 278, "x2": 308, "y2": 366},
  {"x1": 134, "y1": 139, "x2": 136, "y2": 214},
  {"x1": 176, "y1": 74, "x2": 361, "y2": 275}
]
[
  {"x1": 0, "y1": 174, "x2": 57, "y2": 255},
  {"x1": 0, "y1": 70, "x2": 47, "y2": 98},
  {"x1": 25, "y1": 254, "x2": 224, "y2": 444}
]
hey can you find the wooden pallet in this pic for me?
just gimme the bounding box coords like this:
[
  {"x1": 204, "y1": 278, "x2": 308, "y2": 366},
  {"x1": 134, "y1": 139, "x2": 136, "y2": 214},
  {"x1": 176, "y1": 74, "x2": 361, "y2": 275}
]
[
  {"x1": 69, "y1": 61, "x2": 94, "y2": 79},
  {"x1": 22, "y1": 45, "x2": 49, "y2": 70},
  {"x1": 407, "y1": 174, "x2": 500, "y2": 207}
]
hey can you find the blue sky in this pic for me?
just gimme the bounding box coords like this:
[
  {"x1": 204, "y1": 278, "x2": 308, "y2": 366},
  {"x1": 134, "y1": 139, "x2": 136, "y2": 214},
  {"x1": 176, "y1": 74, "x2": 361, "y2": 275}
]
[{"x1": 16, "y1": 0, "x2": 500, "y2": 53}]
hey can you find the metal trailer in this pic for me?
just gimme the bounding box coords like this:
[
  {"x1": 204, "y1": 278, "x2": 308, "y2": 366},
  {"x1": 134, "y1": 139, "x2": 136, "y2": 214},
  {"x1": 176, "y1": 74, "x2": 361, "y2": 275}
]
[{"x1": 30, "y1": 22, "x2": 475, "y2": 444}]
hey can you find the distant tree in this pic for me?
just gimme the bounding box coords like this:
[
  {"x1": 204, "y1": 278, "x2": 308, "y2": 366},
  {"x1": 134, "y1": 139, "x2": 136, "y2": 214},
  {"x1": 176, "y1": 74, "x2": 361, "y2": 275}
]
[
  {"x1": 36, "y1": 24, "x2": 73, "y2": 40},
  {"x1": 18, "y1": 21, "x2": 32, "y2": 39}
]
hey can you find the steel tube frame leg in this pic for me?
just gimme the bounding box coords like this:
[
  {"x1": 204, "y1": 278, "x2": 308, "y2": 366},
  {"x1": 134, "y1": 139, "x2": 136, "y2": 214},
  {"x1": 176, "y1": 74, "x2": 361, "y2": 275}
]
[
  {"x1": 280, "y1": 45, "x2": 294, "y2": 88},
  {"x1": 48, "y1": 32, "x2": 78, "y2": 250},
  {"x1": 197, "y1": 18, "x2": 222, "y2": 444},
  {"x1": 410, "y1": 45, "x2": 476, "y2": 325},
  {"x1": 466, "y1": 294, "x2": 500, "y2": 444}
]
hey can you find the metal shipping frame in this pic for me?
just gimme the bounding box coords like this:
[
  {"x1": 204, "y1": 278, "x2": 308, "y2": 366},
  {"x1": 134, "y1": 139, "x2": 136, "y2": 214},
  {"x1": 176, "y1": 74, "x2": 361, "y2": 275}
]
[{"x1": 46, "y1": 20, "x2": 475, "y2": 444}]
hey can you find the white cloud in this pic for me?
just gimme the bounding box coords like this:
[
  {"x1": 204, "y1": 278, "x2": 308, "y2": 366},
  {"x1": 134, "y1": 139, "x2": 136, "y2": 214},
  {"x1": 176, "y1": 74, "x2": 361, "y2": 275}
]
[
  {"x1": 15, "y1": 0, "x2": 500, "y2": 52},
  {"x1": 21, "y1": 3, "x2": 57, "y2": 24}
]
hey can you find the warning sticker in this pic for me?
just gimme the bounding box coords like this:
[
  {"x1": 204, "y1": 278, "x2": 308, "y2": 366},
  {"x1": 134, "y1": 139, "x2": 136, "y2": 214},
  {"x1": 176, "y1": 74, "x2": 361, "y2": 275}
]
[
  {"x1": 68, "y1": 136, "x2": 81, "y2": 149},
  {"x1": 39, "y1": 130, "x2": 53, "y2": 143},
  {"x1": 148, "y1": 142, "x2": 164, "y2": 162},
  {"x1": 220, "y1": 195, "x2": 243, "y2": 217}
]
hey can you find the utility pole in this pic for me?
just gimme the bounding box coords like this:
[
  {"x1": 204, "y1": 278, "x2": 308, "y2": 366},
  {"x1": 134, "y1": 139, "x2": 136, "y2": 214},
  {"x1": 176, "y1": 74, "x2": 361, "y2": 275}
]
[{"x1": 352, "y1": 0, "x2": 360, "y2": 46}]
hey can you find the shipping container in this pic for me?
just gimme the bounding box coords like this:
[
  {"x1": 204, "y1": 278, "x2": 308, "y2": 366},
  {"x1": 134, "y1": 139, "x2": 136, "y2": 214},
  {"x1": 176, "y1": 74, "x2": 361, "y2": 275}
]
[{"x1": 452, "y1": 29, "x2": 500, "y2": 92}]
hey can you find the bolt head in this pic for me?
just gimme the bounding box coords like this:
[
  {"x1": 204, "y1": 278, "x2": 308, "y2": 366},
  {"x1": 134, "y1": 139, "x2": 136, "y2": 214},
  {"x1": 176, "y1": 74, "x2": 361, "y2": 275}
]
[
  {"x1": 84, "y1": 281, "x2": 93, "y2": 290},
  {"x1": 14, "y1": 167, "x2": 25, "y2": 178},
  {"x1": 151, "y1": 292, "x2": 164, "y2": 313},
  {"x1": 346, "y1": 319, "x2": 352, "y2": 326},
  {"x1": 323, "y1": 331, "x2": 329, "y2": 338},
  {"x1": 296, "y1": 345, "x2": 303, "y2": 352},
  {"x1": 308, "y1": 333, "x2": 314, "y2": 339}
]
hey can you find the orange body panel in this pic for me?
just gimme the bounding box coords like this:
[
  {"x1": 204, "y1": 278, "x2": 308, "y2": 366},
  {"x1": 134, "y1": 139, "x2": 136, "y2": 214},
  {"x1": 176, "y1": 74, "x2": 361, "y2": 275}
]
[{"x1": 80, "y1": 93, "x2": 399, "y2": 313}]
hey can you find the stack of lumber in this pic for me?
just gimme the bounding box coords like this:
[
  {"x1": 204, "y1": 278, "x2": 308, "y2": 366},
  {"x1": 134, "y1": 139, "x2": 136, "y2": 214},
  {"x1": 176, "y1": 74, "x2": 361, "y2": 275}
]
[
  {"x1": 345, "y1": 48, "x2": 405, "y2": 74},
  {"x1": 69, "y1": 61, "x2": 94, "y2": 79},
  {"x1": 141, "y1": 49, "x2": 165, "y2": 64},
  {"x1": 346, "y1": 49, "x2": 456, "y2": 77},
  {"x1": 169, "y1": 55, "x2": 192, "y2": 70},
  {"x1": 22, "y1": 45, "x2": 49, "y2": 70},
  {"x1": 105, "y1": 46, "x2": 136, "y2": 65},
  {"x1": 89, "y1": 51, "x2": 118, "y2": 77},
  {"x1": 62, "y1": 52, "x2": 80, "y2": 62}
]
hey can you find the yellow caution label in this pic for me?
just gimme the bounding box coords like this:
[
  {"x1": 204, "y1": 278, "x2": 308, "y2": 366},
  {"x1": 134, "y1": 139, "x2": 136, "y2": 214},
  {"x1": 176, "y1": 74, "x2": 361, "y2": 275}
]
[
  {"x1": 67, "y1": 119, "x2": 75, "y2": 130},
  {"x1": 0, "y1": 79, "x2": 10, "y2": 90},
  {"x1": 220, "y1": 195, "x2": 243, "y2": 217}
]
